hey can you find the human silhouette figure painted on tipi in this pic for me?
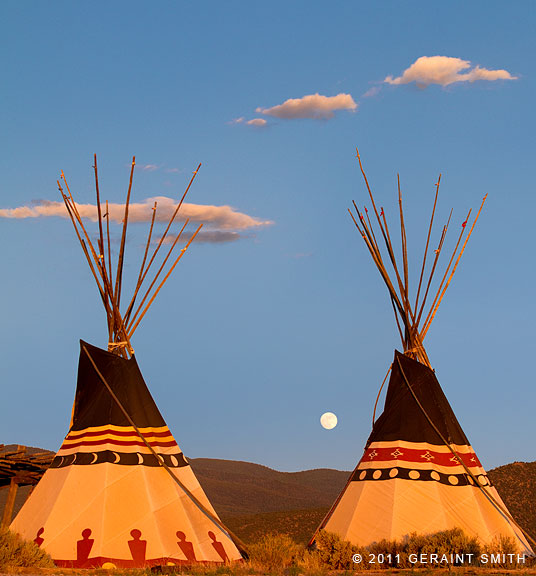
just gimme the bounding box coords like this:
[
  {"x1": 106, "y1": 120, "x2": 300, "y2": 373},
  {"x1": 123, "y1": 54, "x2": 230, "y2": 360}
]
[
  {"x1": 176, "y1": 530, "x2": 196, "y2": 562},
  {"x1": 34, "y1": 527, "x2": 44, "y2": 547},
  {"x1": 76, "y1": 528, "x2": 94, "y2": 565},
  {"x1": 208, "y1": 531, "x2": 229, "y2": 562},
  {"x1": 128, "y1": 529, "x2": 147, "y2": 566}
]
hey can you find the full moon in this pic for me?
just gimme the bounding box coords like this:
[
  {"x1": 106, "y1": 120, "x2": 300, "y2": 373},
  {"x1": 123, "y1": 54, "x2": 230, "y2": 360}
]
[{"x1": 320, "y1": 412, "x2": 338, "y2": 430}]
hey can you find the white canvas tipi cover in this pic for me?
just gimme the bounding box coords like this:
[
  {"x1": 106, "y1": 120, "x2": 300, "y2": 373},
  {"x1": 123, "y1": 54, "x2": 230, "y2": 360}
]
[
  {"x1": 11, "y1": 341, "x2": 242, "y2": 567},
  {"x1": 316, "y1": 351, "x2": 532, "y2": 555}
]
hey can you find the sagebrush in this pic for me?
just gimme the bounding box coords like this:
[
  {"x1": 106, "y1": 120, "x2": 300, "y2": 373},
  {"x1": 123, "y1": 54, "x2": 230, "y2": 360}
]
[
  {"x1": 311, "y1": 527, "x2": 531, "y2": 570},
  {"x1": 0, "y1": 528, "x2": 54, "y2": 568},
  {"x1": 247, "y1": 532, "x2": 301, "y2": 569}
]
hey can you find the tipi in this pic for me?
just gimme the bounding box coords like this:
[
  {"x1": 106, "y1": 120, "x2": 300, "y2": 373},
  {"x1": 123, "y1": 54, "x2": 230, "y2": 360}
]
[
  {"x1": 311, "y1": 151, "x2": 534, "y2": 555},
  {"x1": 11, "y1": 157, "x2": 244, "y2": 567}
]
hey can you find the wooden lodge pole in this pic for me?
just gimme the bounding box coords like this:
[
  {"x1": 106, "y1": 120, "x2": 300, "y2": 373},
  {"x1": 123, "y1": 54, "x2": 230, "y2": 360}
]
[
  {"x1": 1, "y1": 478, "x2": 18, "y2": 528},
  {"x1": 1, "y1": 445, "x2": 25, "y2": 529},
  {"x1": 59, "y1": 158, "x2": 204, "y2": 355}
]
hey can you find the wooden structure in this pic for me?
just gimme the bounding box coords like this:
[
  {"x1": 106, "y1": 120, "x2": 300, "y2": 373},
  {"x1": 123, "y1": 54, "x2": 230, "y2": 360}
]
[
  {"x1": 57, "y1": 155, "x2": 203, "y2": 358},
  {"x1": 348, "y1": 149, "x2": 486, "y2": 369},
  {"x1": 0, "y1": 445, "x2": 53, "y2": 528}
]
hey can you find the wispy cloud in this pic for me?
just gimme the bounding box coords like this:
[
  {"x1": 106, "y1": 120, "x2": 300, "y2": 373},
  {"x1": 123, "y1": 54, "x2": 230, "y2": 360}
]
[
  {"x1": 256, "y1": 93, "x2": 357, "y2": 120},
  {"x1": 164, "y1": 230, "x2": 243, "y2": 244},
  {"x1": 130, "y1": 163, "x2": 182, "y2": 174},
  {"x1": 230, "y1": 117, "x2": 268, "y2": 127},
  {"x1": 246, "y1": 118, "x2": 267, "y2": 127},
  {"x1": 385, "y1": 56, "x2": 517, "y2": 88},
  {"x1": 138, "y1": 163, "x2": 160, "y2": 172},
  {"x1": 362, "y1": 86, "x2": 382, "y2": 98},
  {"x1": 0, "y1": 197, "x2": 273, "y2": 243}
]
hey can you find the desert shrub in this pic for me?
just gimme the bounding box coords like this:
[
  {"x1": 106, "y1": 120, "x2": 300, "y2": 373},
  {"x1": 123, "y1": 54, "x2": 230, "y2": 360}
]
[
  {"x1": 406, "y1": 527, "x2": 480, "y2": 563},
  {"x1": 366, "y1": 538, "x2": 405, "y2": 568},
  {"x1": 0, "y1": 528, "x2": 54, "y2": 568},
  {"x1": 311, "y1": 528, "x2": 484, "y2": 570},
  {"x1": 483, "y1": 534, "x2": 518, "y2": 556},
  {"x1": 312, "y1": 529, "x2": 367, "y2": 570},
  {"x1": 247, "y1": 532, "x2": 301, "y2": 570},
  {"x1": 212, "y1": 565, "x2": 235, "y2": 575},
  {"x1": 481, "y1": 534, "x2": 526, "y2": 567},
  {"x1": 294, "y1": 547, "x2": 326, "y2": 576}
]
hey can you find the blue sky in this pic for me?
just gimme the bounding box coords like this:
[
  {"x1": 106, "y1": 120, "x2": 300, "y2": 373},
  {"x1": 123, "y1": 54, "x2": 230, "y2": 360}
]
[{"x1": 1, "y1": 2, "x2": 534, "y2": 472}]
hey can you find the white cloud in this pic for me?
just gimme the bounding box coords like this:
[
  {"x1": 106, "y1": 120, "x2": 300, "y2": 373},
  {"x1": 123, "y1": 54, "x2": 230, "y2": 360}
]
[
  {"x1": 0, "y1": 197, "x2": 273, "y2": 243},
  {"x1": 362, "y1": 86, "x2": 382, "y2": 98},
  {"x1": 385, "y1": 56, "x2": 517, "y2": 88},
  {"x1": 246, "y1": 118, "x2": 267, "y2": 127},
  {"x1": 138, "y1": 163, "x2": 160, "y2": 172},
  {"x1": 230, "y1": 117, "x2": 267, "y2": 127},
  {"x1": 256, "y1": 93, "x2": 357, "y2": 120}
]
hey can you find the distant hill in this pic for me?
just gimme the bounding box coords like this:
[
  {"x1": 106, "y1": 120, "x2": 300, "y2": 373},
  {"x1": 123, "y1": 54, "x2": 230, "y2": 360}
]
[
  {"x1": 188, "y1": 458, "x2": 349, "y2": 516},
  {"x1": 224, "y1": 508, "x2": 329, "y2": 546},
  {"x1": 2, "y1": 446, "x2": 535, "y2": 546},
  {"x1": 487, "y1": 461, "x2": 536, "y2": 547},
  {"x1": 1, "y1": 445, "x2": 54, "y2": 457}
]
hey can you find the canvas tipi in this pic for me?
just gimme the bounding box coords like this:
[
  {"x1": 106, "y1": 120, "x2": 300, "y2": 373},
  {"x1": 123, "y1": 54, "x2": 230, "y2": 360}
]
[
  {"x1": 311, "y1": 151, "x2": 534, "y2": 555},
  {"x1": 11, "y1": 157, "x2": 244, "y2": 567}
]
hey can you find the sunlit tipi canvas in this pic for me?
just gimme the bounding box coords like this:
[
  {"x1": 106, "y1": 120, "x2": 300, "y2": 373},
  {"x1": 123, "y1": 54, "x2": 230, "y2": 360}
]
[{"x1": 318, "y1": 351, "x2": 532, "y2": 554}]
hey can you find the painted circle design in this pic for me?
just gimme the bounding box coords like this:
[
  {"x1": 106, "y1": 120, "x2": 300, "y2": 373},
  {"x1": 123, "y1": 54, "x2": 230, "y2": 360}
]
[
  {"x1": 389, "y1": 468, "x2": 399, "y2": 478},
  {"x1": 467, "y1": 475, "x2": 474, "y2": 485},
  {"x1": 373, "y1": 470, "x2": 382, "y2": 480},
  {"x1": 448, "y1": 475, "x2": 459, "y2": 485},
  {"x1": 408, "y1": 470, "x2": 420, "y2": 480},
  {"x1": 359, "y1": 471, "x2": 367, "y2": 480},
  {"x1": 170, "y1": 455, "x2": 179, "y2": 467},
  {"x1": 430, "y1": 471, "x2": 440, "y2": 481},
  {"x1": 478, "y1": 475, "x2": 488, "y2": 485}
]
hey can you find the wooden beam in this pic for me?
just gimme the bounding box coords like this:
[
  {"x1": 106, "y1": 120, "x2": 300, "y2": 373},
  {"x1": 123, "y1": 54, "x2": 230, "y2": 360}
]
[{"x1": 1, "y1": 478, "x2": 18, "y2": 528}]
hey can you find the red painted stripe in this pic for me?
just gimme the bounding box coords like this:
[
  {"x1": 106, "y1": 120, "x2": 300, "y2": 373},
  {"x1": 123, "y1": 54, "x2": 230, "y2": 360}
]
[
  {"x1": 67, "y1": 428, "x2": 172, "y2": 439},
  {"x1": 60, "y1": 438, "x2": 178, "y2": 449},
  {"x1": 361, "y1": 446, "x2": 481, "y2": 467}
]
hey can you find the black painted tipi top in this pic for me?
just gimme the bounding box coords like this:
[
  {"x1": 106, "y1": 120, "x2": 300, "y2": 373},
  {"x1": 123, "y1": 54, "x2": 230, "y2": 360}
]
[
  {"x1": 368, "y1": 351, "x2": 469, "y2": 447},
  {"x1": 71, "y1": 341, "x2": 167, "y2": 431}
]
